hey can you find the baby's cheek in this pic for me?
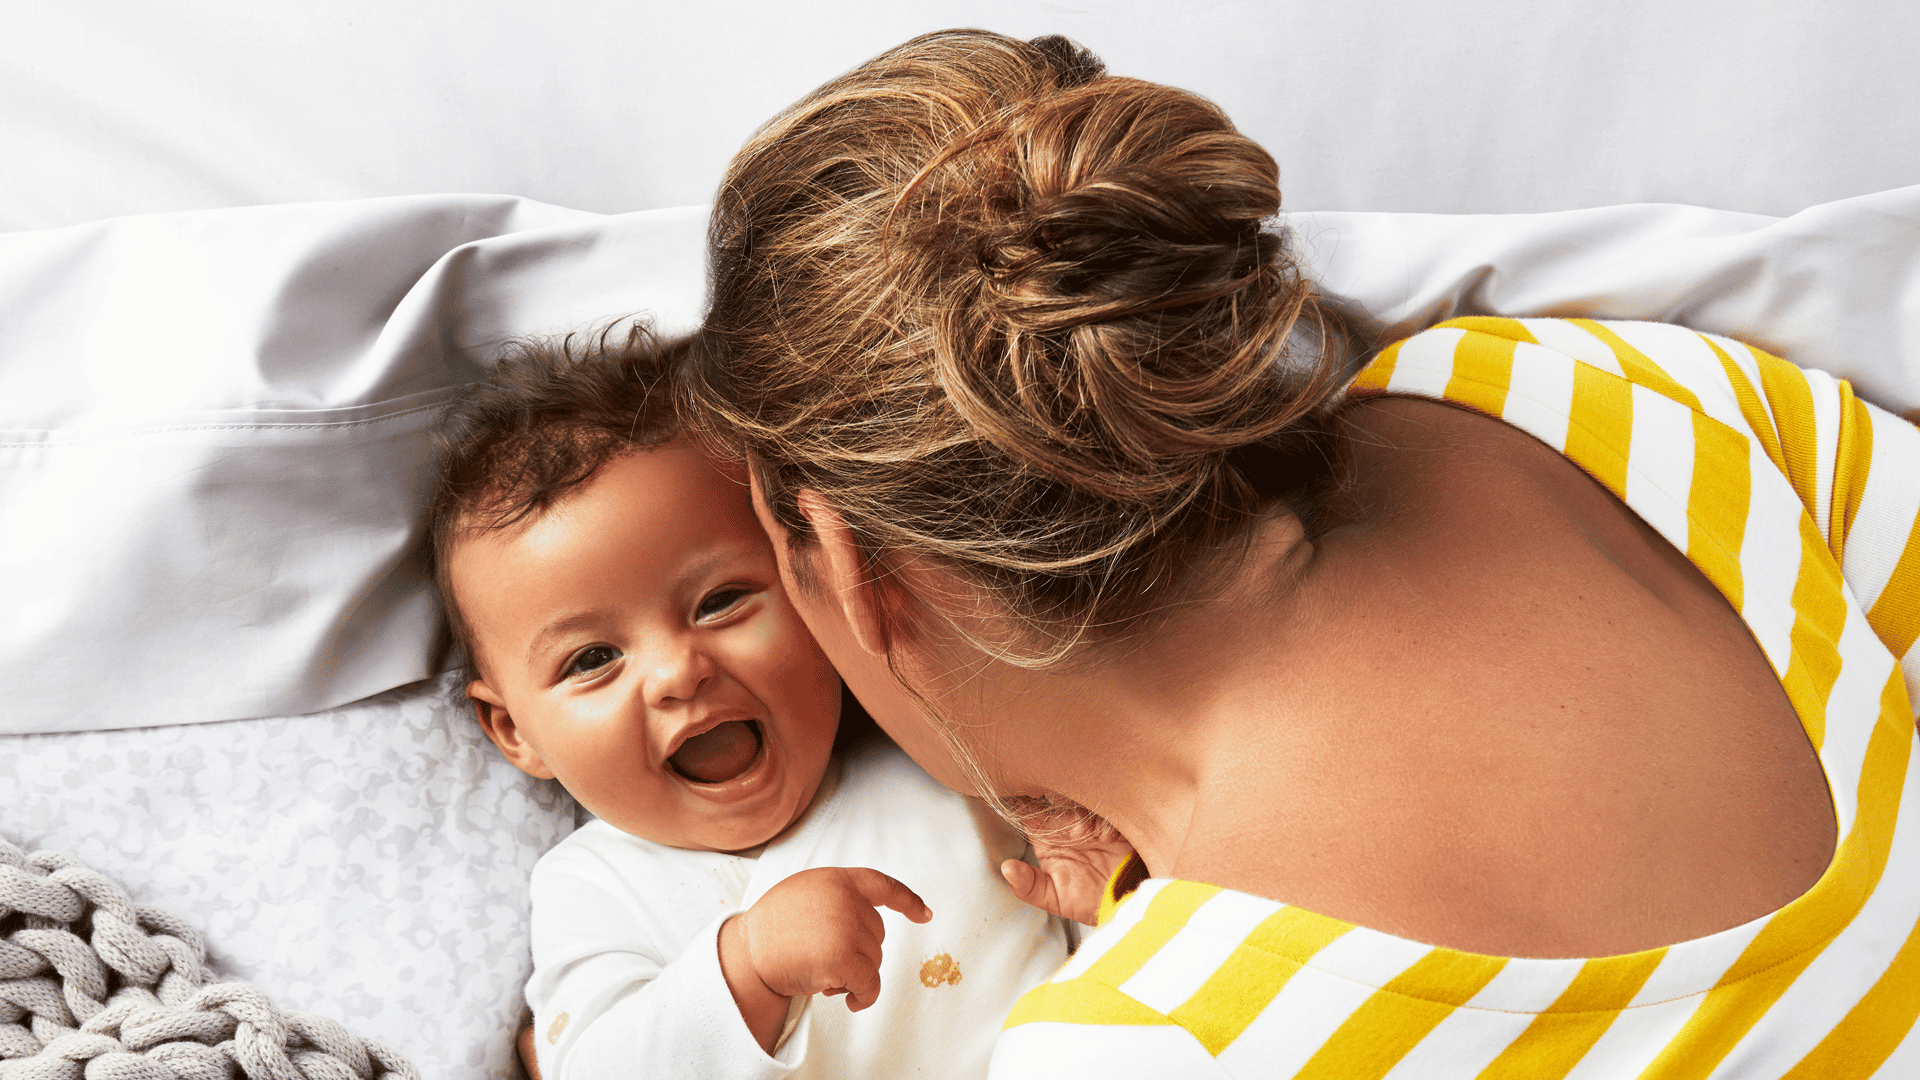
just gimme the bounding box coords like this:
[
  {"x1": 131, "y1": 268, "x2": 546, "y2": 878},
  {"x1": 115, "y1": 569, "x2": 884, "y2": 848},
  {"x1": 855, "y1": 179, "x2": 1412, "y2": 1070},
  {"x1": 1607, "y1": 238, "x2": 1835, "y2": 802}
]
[
  {"x1": 756, "y1": 614, "x2": 843, "y2": 730},
  {"x1": 555, "y1": 710, "x2": 660, "y2": 819}
]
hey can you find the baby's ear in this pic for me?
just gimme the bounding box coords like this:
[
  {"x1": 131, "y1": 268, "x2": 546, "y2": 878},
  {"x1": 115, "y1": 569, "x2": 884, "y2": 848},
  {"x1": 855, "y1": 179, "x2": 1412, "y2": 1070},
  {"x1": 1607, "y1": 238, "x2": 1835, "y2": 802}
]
[{"x1": 469, "y1": 680, "x2": 556, "y2": 779}]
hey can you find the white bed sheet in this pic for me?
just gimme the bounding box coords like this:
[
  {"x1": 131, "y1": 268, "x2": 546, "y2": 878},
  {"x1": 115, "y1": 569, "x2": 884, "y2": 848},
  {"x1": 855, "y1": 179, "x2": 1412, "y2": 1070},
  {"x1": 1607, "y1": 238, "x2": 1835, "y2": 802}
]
[
  {"x1": 4, "y1": 0, "x2": 1918, "y2": 231},
  {"x1": 0, "y1": 672, "x2": 577, "y2": 1080}
]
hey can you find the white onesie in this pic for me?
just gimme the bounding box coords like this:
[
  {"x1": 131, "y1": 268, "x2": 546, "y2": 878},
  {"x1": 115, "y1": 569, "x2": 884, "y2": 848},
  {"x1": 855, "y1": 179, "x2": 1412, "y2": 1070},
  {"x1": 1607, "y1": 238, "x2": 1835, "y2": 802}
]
[{"x1": 526, "y1": 741, "x2": 1072, "y2": 1080}]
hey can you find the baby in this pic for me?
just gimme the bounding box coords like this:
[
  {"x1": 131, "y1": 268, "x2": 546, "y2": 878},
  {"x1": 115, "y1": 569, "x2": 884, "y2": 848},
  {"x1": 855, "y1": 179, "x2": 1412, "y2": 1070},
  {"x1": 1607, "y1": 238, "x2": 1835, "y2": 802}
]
[{"x1": 426, "y1": 324, "x2": 1073, "y2": 1080}]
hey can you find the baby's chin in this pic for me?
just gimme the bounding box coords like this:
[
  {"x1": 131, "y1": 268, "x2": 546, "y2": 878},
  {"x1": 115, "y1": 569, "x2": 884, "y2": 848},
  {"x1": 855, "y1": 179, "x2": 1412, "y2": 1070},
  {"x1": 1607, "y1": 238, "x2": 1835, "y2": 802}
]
[
  {"x1": 685, "y1": 817, "x2": 792, "y2": 855},
  {"x1": 632, "y1": 794, "x2": 814, "y2": 855}
]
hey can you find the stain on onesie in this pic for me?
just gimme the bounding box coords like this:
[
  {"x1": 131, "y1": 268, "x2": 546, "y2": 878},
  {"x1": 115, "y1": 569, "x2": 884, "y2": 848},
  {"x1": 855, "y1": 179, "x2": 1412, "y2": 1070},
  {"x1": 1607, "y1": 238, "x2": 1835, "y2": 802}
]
[{"x1": 919, "y1": 953, "x2": 962, "y2": 987}]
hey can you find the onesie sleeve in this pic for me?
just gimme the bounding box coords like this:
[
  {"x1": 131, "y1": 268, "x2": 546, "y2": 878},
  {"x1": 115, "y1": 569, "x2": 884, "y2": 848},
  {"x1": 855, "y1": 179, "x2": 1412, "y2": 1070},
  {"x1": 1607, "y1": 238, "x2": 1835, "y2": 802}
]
[
  {"x1": 526, "y1": 849, "x2": 809, "y2": 1080},
  {"x1": 1601, "y1": 321, "x2": 1920, "y2": 714}
]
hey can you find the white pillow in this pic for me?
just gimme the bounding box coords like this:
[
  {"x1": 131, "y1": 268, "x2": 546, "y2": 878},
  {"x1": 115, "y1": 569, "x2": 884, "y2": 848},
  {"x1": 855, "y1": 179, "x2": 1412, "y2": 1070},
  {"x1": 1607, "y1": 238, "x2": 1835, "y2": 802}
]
[
  {"x1": 0, "y1": 198, "x2": 706, "y2": 735},
  {"x1": 1296, "y1": 189, "x2": 1920, "y2": 411}
]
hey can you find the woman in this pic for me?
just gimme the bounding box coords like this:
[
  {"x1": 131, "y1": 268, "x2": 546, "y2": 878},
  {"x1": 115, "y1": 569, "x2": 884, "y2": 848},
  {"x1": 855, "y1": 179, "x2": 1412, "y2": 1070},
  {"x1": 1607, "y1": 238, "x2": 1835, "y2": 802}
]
[{"x1": 689, "y1": 30, "x2": 1920, "y2": 1077}]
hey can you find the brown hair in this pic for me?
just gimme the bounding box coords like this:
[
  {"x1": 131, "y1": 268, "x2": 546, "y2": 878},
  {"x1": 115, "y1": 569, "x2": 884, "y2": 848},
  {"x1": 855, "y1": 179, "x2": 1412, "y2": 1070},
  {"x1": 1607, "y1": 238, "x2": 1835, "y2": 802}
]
[
  {"x1": 427, "y1": 321, "x2": 689, "y2": 673},
  {"x1": 692, "y1": 30, "x2": 1354, "y2": 663}
]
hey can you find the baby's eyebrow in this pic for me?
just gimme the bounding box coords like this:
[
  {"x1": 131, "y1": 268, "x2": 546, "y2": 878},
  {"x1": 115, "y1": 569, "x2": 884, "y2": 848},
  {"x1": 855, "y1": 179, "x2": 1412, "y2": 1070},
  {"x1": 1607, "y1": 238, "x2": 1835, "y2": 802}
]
[
  {"x1": 526, "y1": 611, "x2": 610, "y2": 666},
  {"x1": 675, "y1": 540, "x2": 772, "y2": 591}
]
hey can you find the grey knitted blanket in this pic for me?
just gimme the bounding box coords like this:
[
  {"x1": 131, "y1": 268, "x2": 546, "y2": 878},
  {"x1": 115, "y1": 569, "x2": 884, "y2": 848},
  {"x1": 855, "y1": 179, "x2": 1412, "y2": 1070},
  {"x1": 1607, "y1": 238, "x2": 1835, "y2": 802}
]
[{"x1": 0, "y1": 838, "x2": 419, "y2": 1080}]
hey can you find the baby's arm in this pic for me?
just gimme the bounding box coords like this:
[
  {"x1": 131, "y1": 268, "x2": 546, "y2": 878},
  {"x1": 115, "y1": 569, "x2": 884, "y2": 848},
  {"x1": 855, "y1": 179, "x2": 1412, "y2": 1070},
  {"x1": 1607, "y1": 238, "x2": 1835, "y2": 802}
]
[
  {"x1": 717, "y1": 867, "x2": 931, "y2": 1053},
  {"x1": 529, "y1": 857, "x2": 922, "y2": 1080},
  {"x1": 999, "y1": 807, "x2": 1136, "y2": 927}
]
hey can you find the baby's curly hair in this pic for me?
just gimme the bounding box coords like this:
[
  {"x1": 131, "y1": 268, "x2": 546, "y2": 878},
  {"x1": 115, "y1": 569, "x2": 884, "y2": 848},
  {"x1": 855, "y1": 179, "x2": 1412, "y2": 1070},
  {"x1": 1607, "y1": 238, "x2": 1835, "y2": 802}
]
[{"x1": 427, "y1": 321, "x2": 691, "y2": 674}]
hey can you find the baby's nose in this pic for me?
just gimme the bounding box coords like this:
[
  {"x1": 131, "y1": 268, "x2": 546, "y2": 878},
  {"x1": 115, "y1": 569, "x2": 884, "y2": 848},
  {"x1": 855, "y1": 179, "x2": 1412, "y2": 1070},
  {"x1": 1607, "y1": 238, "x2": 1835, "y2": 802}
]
[{"x1": 645, "y1": 644, "x2": 715, "y2": 704}]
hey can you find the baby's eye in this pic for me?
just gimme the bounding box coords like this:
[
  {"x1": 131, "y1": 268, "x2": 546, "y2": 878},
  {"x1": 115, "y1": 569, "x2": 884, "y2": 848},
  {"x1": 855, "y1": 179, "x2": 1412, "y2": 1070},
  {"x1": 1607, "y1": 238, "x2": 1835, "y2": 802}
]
[
  {"x1": 565, "y1": 645, "x2": 620, "y2": 678},
  {"x1": 695, "y1": 587, "x2": 753, "y2": 622}
]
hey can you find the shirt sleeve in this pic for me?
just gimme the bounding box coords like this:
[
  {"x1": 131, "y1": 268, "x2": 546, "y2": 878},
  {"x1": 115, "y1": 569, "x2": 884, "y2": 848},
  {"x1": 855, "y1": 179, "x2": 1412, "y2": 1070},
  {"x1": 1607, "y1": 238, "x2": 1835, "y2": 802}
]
[
  {"x1": 1364, "y1": 316, "x2": 1920, "y2": 714},
  {"x1": 527, "y1": 860, "x2": 810, "y2": 1080},
  {"x1": 1826, "y1": 393, "x2": 1920, "y2": 714},
  {"x1": 1705, "y1": 333, "x2": 1920, "y2": 713}
]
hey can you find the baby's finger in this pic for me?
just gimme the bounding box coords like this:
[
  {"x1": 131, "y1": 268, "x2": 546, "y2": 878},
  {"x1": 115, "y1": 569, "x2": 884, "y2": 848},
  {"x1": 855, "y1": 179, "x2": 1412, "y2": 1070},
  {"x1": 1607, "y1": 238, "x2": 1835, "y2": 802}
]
[
  {"x1": 845, "y1": 867, "x2": 933, "y2": 923},
  {"x1": 840, "y1": 958, "x2": 883, "y2": 1013}
]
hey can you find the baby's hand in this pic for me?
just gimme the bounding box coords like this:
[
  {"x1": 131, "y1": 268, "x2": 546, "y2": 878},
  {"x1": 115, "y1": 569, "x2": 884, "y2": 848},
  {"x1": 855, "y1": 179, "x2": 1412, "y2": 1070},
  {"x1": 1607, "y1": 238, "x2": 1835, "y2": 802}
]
[
  {"x1": 1001, "y1": 808, "x2": 1135, "y2": 927},
  {"x1": 726, "y1": 867, "x2": 931, "y2": 1013}
]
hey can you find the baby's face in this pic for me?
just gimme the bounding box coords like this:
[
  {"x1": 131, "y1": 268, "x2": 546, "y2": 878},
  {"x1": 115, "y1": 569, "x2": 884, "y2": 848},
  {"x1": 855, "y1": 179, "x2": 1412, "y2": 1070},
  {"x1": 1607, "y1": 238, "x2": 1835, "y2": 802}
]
[{"x1": 452, "y1": 442, "x2": 844, "y2": 853}]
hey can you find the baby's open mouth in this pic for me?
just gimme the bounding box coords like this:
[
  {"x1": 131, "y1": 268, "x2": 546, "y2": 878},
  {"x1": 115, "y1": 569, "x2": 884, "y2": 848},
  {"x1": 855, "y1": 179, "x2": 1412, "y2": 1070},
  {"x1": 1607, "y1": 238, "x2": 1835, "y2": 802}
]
[{"x1": 669, "y1": 720, "x2": 764, "y2": 784}]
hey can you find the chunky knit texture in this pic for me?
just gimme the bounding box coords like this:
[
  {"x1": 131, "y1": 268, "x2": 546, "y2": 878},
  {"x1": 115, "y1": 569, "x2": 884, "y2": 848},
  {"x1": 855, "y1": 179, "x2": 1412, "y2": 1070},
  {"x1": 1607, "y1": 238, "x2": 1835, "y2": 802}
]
[{"x1": 0, "y1": 838, "x2": 419, "y2": 1080}]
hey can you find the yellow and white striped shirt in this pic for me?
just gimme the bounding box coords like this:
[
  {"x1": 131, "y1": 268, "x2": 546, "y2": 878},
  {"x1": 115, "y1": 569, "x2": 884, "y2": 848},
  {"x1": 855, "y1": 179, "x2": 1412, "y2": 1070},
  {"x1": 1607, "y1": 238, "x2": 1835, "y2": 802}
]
[{"x1": 992, "y1": 318, "x2": 1920, "y2": 1078}]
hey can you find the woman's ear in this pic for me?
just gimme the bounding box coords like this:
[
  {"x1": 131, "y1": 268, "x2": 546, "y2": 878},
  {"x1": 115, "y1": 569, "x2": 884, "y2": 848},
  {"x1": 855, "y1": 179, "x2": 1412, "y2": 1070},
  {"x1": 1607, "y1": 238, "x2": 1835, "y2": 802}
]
[
  {"x1": 747, "y1": 468, "x2": 898, "y2": 661},
  {"x1": 791, "y1": 488, "x2": 896, "y2": 660},
  {"x1": 468, "y1": 680, "x2": 556, "y2": 780}
]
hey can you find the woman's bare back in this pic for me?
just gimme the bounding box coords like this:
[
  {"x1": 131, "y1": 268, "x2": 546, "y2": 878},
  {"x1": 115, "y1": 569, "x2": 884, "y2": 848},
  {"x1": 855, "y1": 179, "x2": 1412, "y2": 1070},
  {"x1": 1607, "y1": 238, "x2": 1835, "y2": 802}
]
[{"x1": 1182, "y1": 397, "x2": 1836, "y2": 958}]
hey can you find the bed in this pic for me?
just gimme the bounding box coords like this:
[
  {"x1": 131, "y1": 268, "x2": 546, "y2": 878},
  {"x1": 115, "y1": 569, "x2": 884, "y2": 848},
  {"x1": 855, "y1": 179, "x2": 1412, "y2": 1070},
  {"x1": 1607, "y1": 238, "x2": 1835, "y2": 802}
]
[{"x1": 2, "y1": 2, "x2": 1917, "y2": 1078}]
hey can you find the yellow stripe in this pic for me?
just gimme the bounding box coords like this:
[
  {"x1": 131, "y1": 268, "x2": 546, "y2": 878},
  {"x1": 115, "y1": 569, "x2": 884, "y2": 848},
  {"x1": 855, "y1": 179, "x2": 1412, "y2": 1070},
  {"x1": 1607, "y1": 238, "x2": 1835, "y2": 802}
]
[
  {"x1": 1827, "y1": 382, "x2": 1872, "y2": 562},
  {"x1": 1638, "y1": 946, "x2": 1825, "y2": 1079},
  {"x1": 1754, "y1": 350, "x2": 1825, "y2": 524},
  {"x1": 1779, "y1": 906, "x2": 1920, "y2": 1077},
  {"x1": 1437, "y1": 316, "x2": 1540, "y2": 345},
  {"x1": 1003, "y1": 977, "x2": 1180, "y2": 1030},
  {"x1": 1240, "y1": 904, "x2": 1354, "y2": 964},
  {"x1": 1475, "y1": 951, "x2": 1667, "y2": 1079},
  {"x1": 1547, "y1": 949, "x2": 1672, "y2": 1013},
  {"x1": 1866, "y1": 508, "x2": 1920, "y2": 662},
  {"x1": 1170, "y1": 906, "x2": 1352, "y2": 1054},
  {"x1": 1443, "y1": 328, "x2": 1519, "y2": 419},
  {"x1": 1780, "y1": 514, "x2": 1852, "y2": 751},
  {"x1": 1352, "y1": 339, "x2": 1409, "y2": 394},
  {"x1": 1685, "y1": 412, "x2": 1751, "y2": 614},
  {"x1": 1707, "y1": 338, "x2": 1789, "y2": 479},
  {"x1": 1569, "y1": 319, "x2": 1704, "y2": 412},
  {"x1": 1564, "y1": 363, "x2": 1634, "y2": 499},
  {"x1": 1653, "y1": 672, "x2": 1915, "y2": 1077},
  {"x1": 1080, "y1": 882, "x2": 1221, "y2": 989},
  {"x1": 1291, "y1": 951, "x2": 1508, "y2": 1080}
]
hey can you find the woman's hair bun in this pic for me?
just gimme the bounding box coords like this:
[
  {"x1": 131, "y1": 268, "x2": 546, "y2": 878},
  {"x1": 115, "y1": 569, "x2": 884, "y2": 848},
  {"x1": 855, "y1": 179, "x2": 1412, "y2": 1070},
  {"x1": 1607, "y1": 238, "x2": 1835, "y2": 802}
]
[
  {"x1": 915, "y1": 78, "x2": 1317, "y2": 504},
  {"x1": 696, "y1": 29, "x2": 1352, "y2": 658},
  {"x1": 1027, "y1": 34, "x2": 1104, "y2": 89}
]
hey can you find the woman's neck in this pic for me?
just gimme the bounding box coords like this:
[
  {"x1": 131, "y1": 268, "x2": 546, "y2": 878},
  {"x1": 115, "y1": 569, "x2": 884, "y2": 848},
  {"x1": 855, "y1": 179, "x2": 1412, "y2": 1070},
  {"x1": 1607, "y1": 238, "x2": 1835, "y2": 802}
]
[{"x1": 936, "y1": 507, "x2": 1329, "y2": 883}]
